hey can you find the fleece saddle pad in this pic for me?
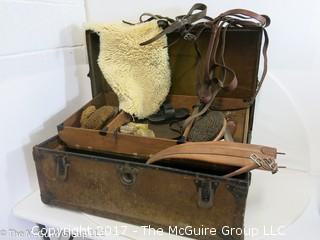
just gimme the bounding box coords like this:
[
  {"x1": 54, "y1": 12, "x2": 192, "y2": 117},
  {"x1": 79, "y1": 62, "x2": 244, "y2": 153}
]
[{"x1": 87, "y1": 21, "x2": 171, "y2": 119}]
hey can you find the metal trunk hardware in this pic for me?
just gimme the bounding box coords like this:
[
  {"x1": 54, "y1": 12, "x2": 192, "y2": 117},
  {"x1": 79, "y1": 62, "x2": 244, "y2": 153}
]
[
  {"x1": 55, "y1": 155, "x2": 70, "y2": 181},
  {"x1": 118, "y1": 164, "x2": 139, "y2": 186},
  {"x1": 195, "y1": 178, "x2": 219, "y2": 208}
]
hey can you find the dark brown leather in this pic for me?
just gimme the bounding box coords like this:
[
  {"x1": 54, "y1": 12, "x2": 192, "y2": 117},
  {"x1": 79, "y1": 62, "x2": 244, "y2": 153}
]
[
  {"x1": 139, "y1": 5, "x2": 269, "y2": 99},
  {"x1": 212, "y1": 9, "x2": 270, "y2": 101},
  {"x1": 139, "y1": 3, "x2": 209, "y2": 46},
  {"x1": 194, "y1": 7, "x2": 270, "y2": 118}
]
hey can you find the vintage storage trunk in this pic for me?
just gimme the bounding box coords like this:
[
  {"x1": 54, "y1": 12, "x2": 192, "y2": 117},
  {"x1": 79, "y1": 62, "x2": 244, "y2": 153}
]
[{"x1": 33, "y1": 27, "x2": 264, "y2": 240}]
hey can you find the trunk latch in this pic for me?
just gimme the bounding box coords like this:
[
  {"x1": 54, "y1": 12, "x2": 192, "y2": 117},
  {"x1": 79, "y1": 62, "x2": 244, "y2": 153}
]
[
  {"x1": 55, "y1": 155, "x2": 70, "y2": 181},
  {"x1": 195, "y1": 178, "x2": 219, "y2": 208}
]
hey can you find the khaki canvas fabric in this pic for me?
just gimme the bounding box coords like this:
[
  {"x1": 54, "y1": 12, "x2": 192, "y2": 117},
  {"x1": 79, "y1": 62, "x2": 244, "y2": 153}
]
[{"x1": 87, "y1": 21, "x2": 171, "y2": 119}]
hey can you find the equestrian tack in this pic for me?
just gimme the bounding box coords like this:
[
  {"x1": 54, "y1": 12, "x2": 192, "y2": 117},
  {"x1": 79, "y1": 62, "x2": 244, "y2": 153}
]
[
  {"x1": 147, "y1": 141, "x2": 278, "y2": 178},
  {"x1": 187, "y1": 7, "x2": 269, "y2": 130},
  {"x1": 139, "y1": 3, "x2": 270, "y2": 131},
  {"x1": 142, "y1": 3, "x2": 276, "y2": 179}
]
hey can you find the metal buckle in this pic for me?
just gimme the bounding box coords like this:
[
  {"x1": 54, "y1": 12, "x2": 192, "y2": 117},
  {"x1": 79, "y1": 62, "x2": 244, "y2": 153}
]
[
  {"x1": 195, "y1": 178, "x2": 219, "y2": 208},
  {"x1": 55, "y1": 155, "x2": 70, "y2": 181},
  {"x1": 183, "y1": 32, "x2": 197, "y2": 41},
  {"x1": 250, "y1": 154, "x2": 278, "y2": 174}
]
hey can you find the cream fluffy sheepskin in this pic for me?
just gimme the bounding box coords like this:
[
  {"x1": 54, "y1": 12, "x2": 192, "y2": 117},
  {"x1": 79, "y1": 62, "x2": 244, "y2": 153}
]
[{"x1": 87, "y1": 21, "x2": 171, "y2": 119}]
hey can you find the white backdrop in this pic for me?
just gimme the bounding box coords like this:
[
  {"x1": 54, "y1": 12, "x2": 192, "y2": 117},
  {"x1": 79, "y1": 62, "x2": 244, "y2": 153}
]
[
  {"x1": 0, "y1": 0, "x2": 90, "y2": 238},
  {"x1": 85, "y1": 0, "x2": 320, "y2": 174}
]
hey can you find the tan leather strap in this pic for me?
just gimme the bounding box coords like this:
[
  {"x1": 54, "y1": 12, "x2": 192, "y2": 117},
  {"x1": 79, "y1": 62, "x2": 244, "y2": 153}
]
[
  {"x1": 182, "y1": 105, "x2": 199, "y2": 138},
  {"x1": 149, "y1": 141, "x2": 277, "y2": 160},
  {"x1": 147, "y1": 141, "x2": 278, "y2": 177}
]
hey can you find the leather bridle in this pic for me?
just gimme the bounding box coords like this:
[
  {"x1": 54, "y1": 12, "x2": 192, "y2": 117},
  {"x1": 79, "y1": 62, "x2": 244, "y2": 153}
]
[{"x1": 135, "y1": 4, "x2": 270, "y2": 131}]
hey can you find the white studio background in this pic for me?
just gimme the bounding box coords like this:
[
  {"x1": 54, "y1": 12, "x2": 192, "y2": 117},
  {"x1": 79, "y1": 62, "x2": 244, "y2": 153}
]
[
  {"x1": 0, "y1": 0, "x2": 91, "y2": 239},
  {"x1": 0, "y1": 0, "x2": 319, "y2": 240}
]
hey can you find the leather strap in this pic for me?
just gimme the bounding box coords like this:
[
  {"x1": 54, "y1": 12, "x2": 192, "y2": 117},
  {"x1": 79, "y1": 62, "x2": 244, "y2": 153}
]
[
  {"x1": 149, "y1": 141, "x2": 277, "y2": 160},
  {"x1": 212, "y1": 9, "x2": 270, "y2": 100},
  {"x1": 254, "y1": 28, "x2": 269, "y2": 100},
  {"x1": 140, "y1": 3, "x2": 210, "y2": 46},
  {"x1": 216, "y1": 9, "x2": 270, "y2": 27},
  {"x1": 147, "y1": 141, "x2": 278, "y2": 177},
  {"x1": 136, "y1": 4, "x2": 270, "y2": 103},
  {"x1": 206, "y1": 9, "x2": 270, "y2": 95},
  {"x1": 183, "y1": 8, "x2": 270, "y2": 132}
]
